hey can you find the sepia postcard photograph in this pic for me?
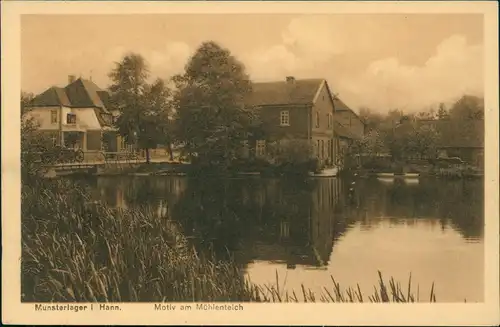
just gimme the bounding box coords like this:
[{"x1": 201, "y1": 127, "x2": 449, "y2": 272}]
[{"x1": 2, "y1": 1, "x2": 499, "y2": 325}]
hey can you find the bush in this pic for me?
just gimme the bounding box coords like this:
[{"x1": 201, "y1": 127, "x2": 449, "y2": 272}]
[
  {"x1": 21, "y1": 117, "x2": 58, "y2": 183},
  {"x1": 265, "y1": 139, "x2": 318, "y2": 175},
  {"x1": 362, "y1": 158, "x2": 393, "y2": 172}
]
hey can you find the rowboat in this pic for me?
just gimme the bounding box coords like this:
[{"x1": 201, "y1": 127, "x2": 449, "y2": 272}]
[
  {"x1": 377, "y1": 172, "x2": 420, "y2": 179},
  {"x1": 395, "y1": 172, "x2": 419, "y2": 177},
  {"x1": 377, "y1": 173, "x2": 395, "y2": 178},
  {"x1": 308, "y1": 166, "x2": 339, "y2": 177}
]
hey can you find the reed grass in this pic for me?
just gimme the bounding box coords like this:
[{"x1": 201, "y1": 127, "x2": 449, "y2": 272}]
[{"x1": 22, "y1": 180, "x2": 438, "y2": 303}]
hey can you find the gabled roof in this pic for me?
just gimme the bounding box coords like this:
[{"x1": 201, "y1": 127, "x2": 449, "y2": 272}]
[
  {"x1": 97, "y1": 90, "x2": 111, "y2": 109},
  {"x1": 332, "y1": 97, "x2": 351, "y2": 112},
  {"x1": 29, "y1": 78, "x2": 109, "y2": 112},
  {"x1": 64, "y1": 78, "x2": 107, "y2": 110},
  {"x1": 333, "y1": 96, "x2": 365, "y2": 125},
  {"x1": 30, "y1": 87, "x2": 71, "y2": 107},
  {"x1": 248, "y1": 78, "x2": 325, "y2": 107}
]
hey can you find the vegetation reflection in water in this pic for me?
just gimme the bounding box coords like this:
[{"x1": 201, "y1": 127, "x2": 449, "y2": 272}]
[{"x1": 78, "y1": 175, "x2": 483, "y2": 302}]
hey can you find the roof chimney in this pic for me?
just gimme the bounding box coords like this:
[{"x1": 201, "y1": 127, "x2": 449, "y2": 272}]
[
  {"x1": 286, "y1": 76, "x2": 295, "y2": 84},
  {"x1": 68, "y1": 75, "x2": 76, "y2": 84}
]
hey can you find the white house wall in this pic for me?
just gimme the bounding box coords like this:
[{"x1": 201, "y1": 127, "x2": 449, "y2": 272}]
[
  {"x1": 71, "y1": 108, "x2": 102, "y2": 130},
  {"x1": 25, "y1": 106, "x2": 102, "y2": 131},
  {"x1": 24, "y1": 106, "x2": 63, "y2": 130}
]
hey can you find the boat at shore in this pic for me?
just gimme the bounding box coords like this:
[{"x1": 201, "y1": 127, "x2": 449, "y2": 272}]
[
  {"x1": 377, "y1": 173, "x2": 395, "y2": 178},
  {"x1": 376, "y1": 172, "x2": 420, "y2": 183},
  {"x1": 396, "y1": 172, "x2": 420, "y2": 178},
  {"x1": 308, "y1": 166, "x2": 339, "y2": 177},
  {"x1": 376, "y1": 172, "x2": 420, "y2": 178}
]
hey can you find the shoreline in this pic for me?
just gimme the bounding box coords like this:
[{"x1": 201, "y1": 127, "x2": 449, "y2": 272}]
[{"x1": 42, "y1": 159, "x2": 484, "y2": 180}]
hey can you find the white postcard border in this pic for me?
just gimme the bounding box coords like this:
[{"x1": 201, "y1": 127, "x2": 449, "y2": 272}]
[{"x1": 2, "y1": 1, "x2": 499, "y2": 325}]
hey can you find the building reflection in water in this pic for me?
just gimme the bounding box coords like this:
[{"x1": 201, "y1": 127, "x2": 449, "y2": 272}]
[{"x1": 84, "y1": 175, "x2": 484, "y2": 268}]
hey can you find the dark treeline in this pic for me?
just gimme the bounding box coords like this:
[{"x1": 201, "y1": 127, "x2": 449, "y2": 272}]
[{"x1": 348, "y1": 95, "x2": 484, "y2": 166}]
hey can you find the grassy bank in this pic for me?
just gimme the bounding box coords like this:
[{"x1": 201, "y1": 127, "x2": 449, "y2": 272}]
[{"x1": 22, "y1": 180, "x2": 438, "y2": 302}]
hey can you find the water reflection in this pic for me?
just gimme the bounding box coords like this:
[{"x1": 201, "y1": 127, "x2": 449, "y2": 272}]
[
  {"x1": 87, "y1": 176, "x2": 484, "y2": 252},
  {"x1": 80, "y1": 175, "x2": 484, "y2": 302}
]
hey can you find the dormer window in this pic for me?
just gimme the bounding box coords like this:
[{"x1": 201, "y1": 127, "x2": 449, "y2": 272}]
[
  {"x1": 67, "y1": 113, "x2": 76, "y2": 124},
  {"x1": 315, "y1": 111, "x2": 320, "y2": 128},
  {"x1": 280, "y1": 110, "x2": 290, "y2": 126},
  {"x1": 328, "y1": 113, "x2": 333, "y2": 128}
]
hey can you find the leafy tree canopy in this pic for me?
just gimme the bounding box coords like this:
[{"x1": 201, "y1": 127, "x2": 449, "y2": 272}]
[
  {"x1": 108, "y1": 53, "x2": 173, "y2": 162},
  {"x1": 172, "y1": 41, "x2": 259, "y2": 168}
]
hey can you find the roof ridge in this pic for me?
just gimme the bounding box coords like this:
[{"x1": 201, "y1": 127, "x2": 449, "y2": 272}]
[
  {"x1": 79, "y1": 77, "x2": 104, "y2": 91},
  {"x1": 63, "y1": 77, "x2": 107, "y2": 109},
  {"x1": 248, "y1": 78, "x2": 325, "y2": 106},
  {"x1": 252, "y1": 78, "x2": 324, "y2": 84}
]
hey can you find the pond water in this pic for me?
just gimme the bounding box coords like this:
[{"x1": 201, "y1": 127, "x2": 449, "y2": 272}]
[{"x1": 78, "y1": 175, "x2": 484, "y2": 302}]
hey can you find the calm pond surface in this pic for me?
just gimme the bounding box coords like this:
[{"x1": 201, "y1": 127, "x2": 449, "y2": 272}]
[{"x1": 77, "y1": 175, "x2": 484, "y2": 302}]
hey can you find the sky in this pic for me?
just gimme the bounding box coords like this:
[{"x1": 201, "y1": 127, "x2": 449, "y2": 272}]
[{"x1": 21, "y1": 14, "x2": 484, "y2": 113}]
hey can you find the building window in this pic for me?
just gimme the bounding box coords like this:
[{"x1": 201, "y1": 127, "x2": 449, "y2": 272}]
[
  {"x1": 328, "y1": 113, "x2": 332, "y2": 128},
  {"x1": 51, "y1": 110, "x2": 58, "y2": 124},
  {"x1": 321, "y1": 139, "x2": 324, "y2": 159},
  {"x1": 256, "y1": 140, "x2": 266, "y2": 157},
  {"x1": 316, "y1": 139, "x2": 320, "y2": 157},
  {"x1": 280, "y1": 110, "x2": 290, "y2": 126},
  {"x1": 315, "y1": 111, "x2": 320, "y2": 128},
  {"x1": 67, "y1": 113, "x2": 76, "y2": 124}
]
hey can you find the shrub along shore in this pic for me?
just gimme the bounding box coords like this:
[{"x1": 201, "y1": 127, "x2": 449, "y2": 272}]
[{"x1": 22, "y1": 179, "x2": 442, "y2": 303}]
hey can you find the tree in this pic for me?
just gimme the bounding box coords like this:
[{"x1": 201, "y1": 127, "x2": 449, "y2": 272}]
[
  {"x1": 384, "y1": 118, "x2": 440, "y2": 161},
  {"x1": 359, "y1": 107, "x2": 384, "y2": 132},
  {"x1": 429, "y1": 107, "x2": 436, "y2": 120},
  {"x1": 449, "y1": 95, "x2": 484, "y2": 120},
  {"x1": 358, "y1": 130, "x2": 385, "y2": 156},
  {"x1": 172, "y1": 41, "x2": 258, "y2": 170},
  {"x1": 142, "y1": 78, "x2": 175, "y2": 161},
  {"x1": 437, "y1": 103, "x2": 448, "y2": 120},
  {"x1": 21, "y1": 117, "x2": 41, "y2": 181},
  {"x1": 21, "y1": 106, "x2": 56, "y2": 183},
  {"x1": 384, "y1": 116, "x2": 412, "y2": 161},
  {"x1": 417, "y1": 110, "x2": 434, "y2": 120},
  {"x1": 21, "y1": 91, "x2": 34, "y2": 116},
  {"x1": 108, "y1": 53, "x2": 172, "y2": 163},
  {"x1": 441, "y1": 95, "x2": 484, "y2": 150},
  {"x1": 266, "y1": 139, "x2": 313, "y2": 165},
  {"x1": 387, "y1": 109, "x2": 404, "y2": 123},
  {"x1": 408, "y1": 124, "x2": 440, "y2": 159}
]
